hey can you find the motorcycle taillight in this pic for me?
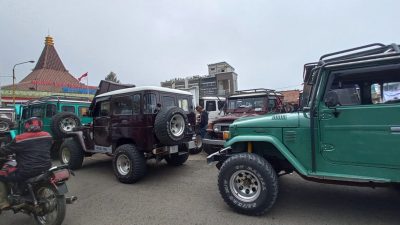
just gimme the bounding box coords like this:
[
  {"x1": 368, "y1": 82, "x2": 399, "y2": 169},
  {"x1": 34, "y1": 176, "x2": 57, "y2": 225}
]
[{"x1": 51, "y1": 169, "x2": 70, "y2": 183}]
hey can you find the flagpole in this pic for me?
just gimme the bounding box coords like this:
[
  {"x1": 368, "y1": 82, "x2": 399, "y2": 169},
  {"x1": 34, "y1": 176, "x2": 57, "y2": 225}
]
[{"x1": 86, "y1": 73, "x2": 89, "y2": 98}]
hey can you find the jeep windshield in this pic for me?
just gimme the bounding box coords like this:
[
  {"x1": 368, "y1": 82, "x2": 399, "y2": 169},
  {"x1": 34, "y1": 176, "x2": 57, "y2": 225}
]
[{"x1": 227, "y1": 97, "x2": 265, "y2": 113}]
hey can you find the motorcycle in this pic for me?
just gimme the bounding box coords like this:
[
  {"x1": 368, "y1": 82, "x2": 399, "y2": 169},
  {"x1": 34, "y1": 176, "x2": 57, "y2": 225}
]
[{"x1": 0, "y1": 155, "x2": 77, "y2": 225}]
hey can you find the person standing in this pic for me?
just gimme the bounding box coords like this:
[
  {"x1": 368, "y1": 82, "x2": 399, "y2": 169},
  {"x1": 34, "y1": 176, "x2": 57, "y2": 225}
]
[{"x1": 196, "y1": 106, "x2": 208, "y2": 138}]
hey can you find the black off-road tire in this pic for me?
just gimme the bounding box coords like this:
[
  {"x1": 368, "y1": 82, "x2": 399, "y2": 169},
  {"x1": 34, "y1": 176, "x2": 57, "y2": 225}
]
[
  {"x1": 218, "y1": 153, "x2": 279, "y2": 216},
  {"x1": 59, "y1": 138, "x2": 84, "y2": 170},
  {"x1": 113, "y1": 144, "x2": 147, "y2": 184},
  {"x1": 33, "y1": 184, "x2": 66, "y2": 225},
  {"x1": 51, "y1": 112, "x2": 81, "y2": 139},
  {"x1": 165, "y1": 144, "x2": 189, "y2": 166},
  {"x1": 203, "y1": 133, "x2": 221, "y2": 155},
  {"x1": 189, "y1": 135, "x2": 203, "y2": 154},
  {"x1": 0, "y1": 117, "x2": 13, "y2": 132},
  {"x1": 154, "y1": 107, "x2": 189, "y2": 146}
]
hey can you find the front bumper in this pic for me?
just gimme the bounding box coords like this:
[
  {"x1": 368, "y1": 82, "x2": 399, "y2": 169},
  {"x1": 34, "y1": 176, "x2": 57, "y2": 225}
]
[
  {"x1": 202, "y1": 138, "x2": 225, "y2": 146},
  {"x1": 206, "y1": 147, "x2": 231, "y2": 164}
]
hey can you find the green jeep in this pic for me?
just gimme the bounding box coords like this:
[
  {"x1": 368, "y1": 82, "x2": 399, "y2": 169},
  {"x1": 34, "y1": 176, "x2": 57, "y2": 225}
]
[
  {"x1": 207, "y1": 43, "x2": 400, "y2": 216},
  {"x1": 12, "y1": 96, "x2": 92, "y2": 155}
]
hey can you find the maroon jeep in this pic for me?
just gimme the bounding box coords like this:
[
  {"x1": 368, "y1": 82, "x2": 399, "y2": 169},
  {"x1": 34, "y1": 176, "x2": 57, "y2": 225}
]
[
  {"x1": 59, "y1": 86, "x2": 196, "y2": 184},
  {"x1": 202, "y1": 89, "x2": 284, "y2": 155}
]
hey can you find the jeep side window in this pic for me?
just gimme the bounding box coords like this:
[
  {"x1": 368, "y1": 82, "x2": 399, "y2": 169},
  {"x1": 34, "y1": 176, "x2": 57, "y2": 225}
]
[
  {"x1": 144, "y1": 93, "x2": 156, "y2": 114},
  {"x1": 178, "y1": 98, "x2": 189, "y2": 111},
  {"x1": 93, "y1": 101, "x2": 110, "y2": 117},
  {"x1": 113, "y1": 96, "x2": 133, "y2": 115},
  {"x1": 31, "y1": 106, "x2": 44, "y2": 118},
  {"x1": 218, "y1": 100, "x2": 225, "y2": 110},
  {"x1": 324, "y1": 66, "x2": 400, "y2": 106},
  {"x1": 268, "y1": 99, "x2": 276, "y2": 111},
  {"x1": 132, "y1": 94, "x2": 141, "y2": 114},
  {"x1": 62, "y1": 105, "x2": 75, "y2": 113},
  {"x1": 46, "y1": 104, "x2": 57, "y2": 118},
  {"x1": 205, "y1": 101, "x2": 216, "y2": 111},
  {"x1": 22, "y1": 107, "x2": 29, "y2": 119},
  {"x1": 162, "y1": 96, "x2": 175, "y2": 108}
]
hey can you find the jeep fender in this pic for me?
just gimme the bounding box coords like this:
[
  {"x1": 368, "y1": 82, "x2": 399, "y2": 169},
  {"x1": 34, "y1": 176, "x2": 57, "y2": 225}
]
[
  {"x1": 65, "y1": 131, "x2": 87, "y2": 152},
  {"x1": 224, "y1": 135, "x2": 308, "y2": 176}
]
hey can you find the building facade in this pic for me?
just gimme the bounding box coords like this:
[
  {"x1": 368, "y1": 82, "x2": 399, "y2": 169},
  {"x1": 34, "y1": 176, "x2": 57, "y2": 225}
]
[
  {"x1": 161, "y1": 62, "x2": 238, "y2": 97},
  {"x1": 1, "y1": 36, "x2": 96, "y2": 105}
]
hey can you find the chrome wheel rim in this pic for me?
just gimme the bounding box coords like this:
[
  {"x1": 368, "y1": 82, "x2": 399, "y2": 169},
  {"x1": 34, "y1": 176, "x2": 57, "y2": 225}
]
[
  {"x1": 60, "y1": 117, "x2": 77, "y2": 132},
  {"x1": 116, "y1": 154, "x2": 131, "y2": 176},
  {"x1": 170, "y1": 114, "x2": 185, "y2": 137},
  {"x1": 35, "y1": 186, "x2": 58, "y2": 224},
  {"x1": 0, "y1": 122, "x2": 8, "y2": 131},
  {"x1": 61, "y1": 147, "x2": 70, "y2": 164},
  {"x1": 229, "y1": 169, "x2": 262, "y2": 202}
]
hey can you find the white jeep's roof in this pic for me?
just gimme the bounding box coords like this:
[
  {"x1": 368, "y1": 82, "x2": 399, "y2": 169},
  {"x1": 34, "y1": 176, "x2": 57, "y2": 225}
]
[
  {"x1": 96, "y1": 86, "x2": 192, "y2": 98},
  {"x1": 201, "y1": 96, "x2": 226, "y2": 100}
]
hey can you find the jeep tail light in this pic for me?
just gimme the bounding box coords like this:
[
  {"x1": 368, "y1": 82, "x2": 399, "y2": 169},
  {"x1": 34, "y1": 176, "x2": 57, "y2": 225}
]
[{"x1": 51, "y1": 169, "x2": 70, "y2": 183}]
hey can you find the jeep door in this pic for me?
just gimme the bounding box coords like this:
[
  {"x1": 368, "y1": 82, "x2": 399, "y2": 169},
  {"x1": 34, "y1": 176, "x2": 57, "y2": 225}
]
[
  {"x1": 318, "y1": 62, "x2": 400, "y2": 170},
  {"x1": 92, "y1": 98, "x2": 112, "y2": 151}
]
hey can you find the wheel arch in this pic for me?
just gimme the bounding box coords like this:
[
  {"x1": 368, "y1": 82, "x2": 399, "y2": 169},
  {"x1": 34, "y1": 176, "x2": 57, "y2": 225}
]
[
  {"x1": 115, "y1": 138, "x2": 136, "y2": 150},
  {"x1": 225, "y1": 135, "x2": 308, "y2": 176}
]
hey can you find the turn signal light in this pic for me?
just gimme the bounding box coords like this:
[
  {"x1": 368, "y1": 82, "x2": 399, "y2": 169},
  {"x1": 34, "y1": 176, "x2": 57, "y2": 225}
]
[{"x1": 223, "y1": 131, "x2": 230, "y2": 140}]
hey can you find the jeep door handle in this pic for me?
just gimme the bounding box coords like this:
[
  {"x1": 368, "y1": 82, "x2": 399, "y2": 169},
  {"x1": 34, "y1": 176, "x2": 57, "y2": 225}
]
[{"x1": 390, "y1": 126, "x2": 400, "y2": 133}]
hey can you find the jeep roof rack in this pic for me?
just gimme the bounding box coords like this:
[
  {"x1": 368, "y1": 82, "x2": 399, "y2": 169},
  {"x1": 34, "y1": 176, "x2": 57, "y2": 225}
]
[
  {"x1": 319, "y1": 43, "x2": 400, "y2": 64},
  {"x1": 25, "y1": 95, "x2": 91, "y2": 105},
  {"x1": 234, "y1": 88, "x2": 276, "y2": 95}
]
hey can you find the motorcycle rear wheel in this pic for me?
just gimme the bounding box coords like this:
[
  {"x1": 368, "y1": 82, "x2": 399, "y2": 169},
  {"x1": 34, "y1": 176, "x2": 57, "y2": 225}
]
[{"x1": 33, "y1": 184, "x2": 66, "y2": 225}]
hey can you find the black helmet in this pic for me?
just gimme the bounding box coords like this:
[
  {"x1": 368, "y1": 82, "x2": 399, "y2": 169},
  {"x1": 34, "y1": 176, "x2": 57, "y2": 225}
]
[{"x1": 24, "y1": 117, "x2": 43, "y2": 132}]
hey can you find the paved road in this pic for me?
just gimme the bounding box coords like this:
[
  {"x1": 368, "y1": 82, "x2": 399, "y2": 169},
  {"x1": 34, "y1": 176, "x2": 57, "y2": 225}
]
[{"x1": 1, "y1": 153, "x2": 399, "y2": 225}]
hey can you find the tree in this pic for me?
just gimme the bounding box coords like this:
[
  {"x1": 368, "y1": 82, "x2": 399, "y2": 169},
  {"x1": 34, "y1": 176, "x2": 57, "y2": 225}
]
[{"x1": 105, "y1": 71, "x2": 120, "y2": 83}]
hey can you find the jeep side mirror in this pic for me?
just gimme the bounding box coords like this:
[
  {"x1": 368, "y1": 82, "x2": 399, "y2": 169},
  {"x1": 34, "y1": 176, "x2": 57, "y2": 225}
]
[{"x1": 325, "y1": 91, "x2": 340, "y2": 108}]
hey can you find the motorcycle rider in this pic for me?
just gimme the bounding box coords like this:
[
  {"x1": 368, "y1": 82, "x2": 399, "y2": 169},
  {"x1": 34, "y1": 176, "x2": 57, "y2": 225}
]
[{"x1": 0, "y1": 117, "x2": 52, "y2": 210}]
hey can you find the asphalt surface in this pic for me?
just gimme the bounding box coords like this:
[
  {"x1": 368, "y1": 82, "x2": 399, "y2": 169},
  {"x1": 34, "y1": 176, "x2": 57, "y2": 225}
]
[{"x1": 1, "y1": 153, "x2": 399, "y2": 225}]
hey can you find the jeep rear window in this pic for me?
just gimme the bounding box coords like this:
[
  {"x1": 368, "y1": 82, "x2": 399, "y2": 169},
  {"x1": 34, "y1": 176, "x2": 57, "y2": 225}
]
[
  {"x1": 31, "y1": 106, "x2": 43, "y2": 118},
  {"x1": 79, "y1": 106, "x2": 90, "y2": 117},
  {"x1": 62, "y1": 106, "x2": 75, "y2": 113},
  {"x1": 46, "y1": 104, "x2": 57, "y2": 118},
  {"x1": 162, "y1": 96, "x2": 175, "y2": 108}
]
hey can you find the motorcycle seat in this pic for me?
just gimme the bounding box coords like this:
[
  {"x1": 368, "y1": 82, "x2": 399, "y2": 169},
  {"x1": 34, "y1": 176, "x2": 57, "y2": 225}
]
[{"x1": 25, "y1": 173, "x2": 48, "y2": 183}]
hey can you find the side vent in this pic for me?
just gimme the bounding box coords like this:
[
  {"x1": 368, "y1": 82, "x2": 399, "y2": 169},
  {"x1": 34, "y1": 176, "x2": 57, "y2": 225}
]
[
  {"x1": 272, "y1": 114, "x2": 287, "y2": 120},
  {"x1": 284, "y1": 131, "x2": 297, "y2": 143}
]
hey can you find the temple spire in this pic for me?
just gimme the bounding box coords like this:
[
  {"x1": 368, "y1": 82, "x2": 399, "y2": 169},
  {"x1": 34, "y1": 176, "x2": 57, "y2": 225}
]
[{"x1": 33, "y1": 35, "x2": 67, "y2": 72}]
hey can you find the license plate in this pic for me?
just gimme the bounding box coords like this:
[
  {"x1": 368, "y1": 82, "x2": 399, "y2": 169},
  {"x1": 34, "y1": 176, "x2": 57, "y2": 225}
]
[
  {"x1": 56, "y1": 183, "x2": 69, "y2": 195},
  {"x1": 168, "y1": 145, "x2": 178, "y2": 154}
]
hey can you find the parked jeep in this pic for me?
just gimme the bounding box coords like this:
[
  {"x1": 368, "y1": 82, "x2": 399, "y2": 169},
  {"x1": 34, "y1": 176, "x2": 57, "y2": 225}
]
[
  {"x1": 202, "y1": 89, "x2": 284, "y2": 155},
  {"x1": 207, "y1": 43, "x2": 400, "y2": 215},
  {"x1": 0, "y1": 107, "x2": 17, "y2": 146},
  {"x1": 60, "y1": 86, "x2": 196, "y2": 183}
]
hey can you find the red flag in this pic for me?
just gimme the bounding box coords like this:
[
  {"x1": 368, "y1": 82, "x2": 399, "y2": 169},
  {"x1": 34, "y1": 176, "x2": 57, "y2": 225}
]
[{"x1": 78, "y1": 72, "x2": 88, "y2": 82}]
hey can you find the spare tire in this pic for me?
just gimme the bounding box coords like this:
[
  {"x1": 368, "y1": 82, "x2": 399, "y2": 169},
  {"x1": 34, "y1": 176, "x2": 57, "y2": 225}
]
[
  {"x1": 154, "y1": 106, "x2": 189, "y2": 146},
  {"x1": 0, "y1": 117, "x2": 13, "y2": 132},
  {"x1": 51, "y1": 112, "x2": 81, "y2": 139}
]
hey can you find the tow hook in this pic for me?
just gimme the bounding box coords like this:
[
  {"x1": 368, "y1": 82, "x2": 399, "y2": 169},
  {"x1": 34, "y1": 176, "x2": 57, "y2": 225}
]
[{"x1": 66, "y1": 196, "x2": 78, "y2": 204}]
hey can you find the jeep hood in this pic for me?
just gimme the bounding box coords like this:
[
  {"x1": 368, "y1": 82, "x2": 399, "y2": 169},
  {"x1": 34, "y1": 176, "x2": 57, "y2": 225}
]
[
  {"x1": 213, "y1": 112, "x2": 261, "y2": 124},
  {"x1": 232, "y1": 112, "x2": 299, "y2": 128}
]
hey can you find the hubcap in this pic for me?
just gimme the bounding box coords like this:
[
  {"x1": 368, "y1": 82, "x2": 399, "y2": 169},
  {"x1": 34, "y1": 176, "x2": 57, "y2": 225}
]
[
  {"x1": 170, "y1": 114, "x2": 185, "y2": 137},
  {"x1": 60, "y1": 117, "x2": 77, "y2": 132},
  {"x1": 229, "y1": 170, "x2": 262, "y2": 202},
  {"x1": 61, "y1": 147, "x2": 71, "y2": 164},
  {"x1": 116, "y1": 154, "x2": 131, "y2": 176}
]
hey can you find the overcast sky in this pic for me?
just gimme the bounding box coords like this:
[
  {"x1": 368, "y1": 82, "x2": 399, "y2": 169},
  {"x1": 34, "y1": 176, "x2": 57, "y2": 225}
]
[{"x1": 0, "y1": 0, "x2": 399, "y2": 91}]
